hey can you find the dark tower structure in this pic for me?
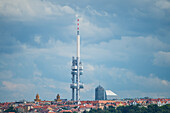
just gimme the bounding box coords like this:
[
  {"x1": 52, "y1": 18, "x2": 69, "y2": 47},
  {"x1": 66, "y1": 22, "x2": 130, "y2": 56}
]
[{"x1": 95, "y1": 85, "x2": 104, "y2": 100}]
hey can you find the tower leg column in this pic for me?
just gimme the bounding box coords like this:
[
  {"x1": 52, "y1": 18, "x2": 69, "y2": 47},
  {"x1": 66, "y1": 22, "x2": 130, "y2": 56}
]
[
  {"x1": 72, "y1": 88, "x2": 74, "y2": 101},
  {"x1": 76, "y1": 57, "x2": 80, "y2": 104},
  {"x1": 72, "y1": 74, "x2": 75, "y2": 101}
]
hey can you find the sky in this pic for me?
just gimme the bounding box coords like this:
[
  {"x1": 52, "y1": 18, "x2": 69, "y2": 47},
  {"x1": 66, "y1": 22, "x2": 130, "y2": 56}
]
[{"x1": 0, "y1": 0, "x2": 170, "y2": 102}]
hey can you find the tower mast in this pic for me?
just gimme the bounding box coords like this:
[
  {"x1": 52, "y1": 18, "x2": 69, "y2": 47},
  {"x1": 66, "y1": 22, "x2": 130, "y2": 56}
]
[{"x1": 70, "y1": 17, "x2": 84, "y2": 104}]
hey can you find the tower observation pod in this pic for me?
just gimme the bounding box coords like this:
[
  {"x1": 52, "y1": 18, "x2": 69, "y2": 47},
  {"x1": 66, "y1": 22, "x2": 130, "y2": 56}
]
[{"x1": 70, "y1": 17, "x2": 84, "y2": 104}]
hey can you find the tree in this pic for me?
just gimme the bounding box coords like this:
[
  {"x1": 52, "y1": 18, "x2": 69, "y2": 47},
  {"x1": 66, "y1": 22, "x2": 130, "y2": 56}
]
[
  {"x1": 159, "y1": 104, "x2": 170, "y2": 113},
  {"x1": 140, "y1": 107, "x2": 147, "y2": 113},
  {"x1": 117, "y1": 106, "x2": 125, "y2": 112},
  {"x1": 5, "y1": 106, "x2": 16, "y2": 112},
  {"x1": 108, "y1": 106, "x2": 116, "y2": 112},
  {"x1": 83, "y1": 110, "x2": 88, "y2": 113},
  {"x1": 148, "y1": 104, "x2": 160, "y2": 113},
  {"x1": 87, "y1": 104, "x2": 170, "y2": 113}
]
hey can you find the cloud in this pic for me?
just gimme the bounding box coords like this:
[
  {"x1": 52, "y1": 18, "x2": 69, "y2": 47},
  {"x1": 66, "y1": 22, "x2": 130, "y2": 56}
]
[
  {"x1": 85, "y1": 64, "x2": 95, "y2": 71},
  {"x1": 0, "y1": 71, "x2": 13, "y2": 79},
  {"x1": 2, "y1": 81, "x2": 35, "y2": 91},
  {"x1": 0, "y1": 38, "x2": 75, "y2": 60},
  {"x1": 0, "y1": 0, "x2": 169, "y2": 102},
  {"x1": 33, "y1": 70, "x2": 42, "y2": 76},
  {"x1": 34, "y1": 35, "x2": 41, "y2": 44},
  {"x1": 81, "y1": 83, "x2": 96, "y2": 93},
  {"x1": 33, "y1": 77, "x2": 69, "y2": 90},
  {"x1": 153, "y1": 51, "x2": 170, "y2": 66},
  {"x1": 161, "y1": 80, "x2": 169, "y2": 85},
  {"x1": 0, "y1": 76, "x2": 71, "y2": 101},
  {"x1": 118, "y1": 90, "x2": 169, "y2": 98},
  {"x1": 66, "y1": 15, "x2": 113, "y2": 43},
  {"x1": 155, "y1": 0, "x2": 170, "y2": 9},
  {"x1": 82, "y1": 36, "x2": 169, "y2": 62},
  {"x1": 83, "y1": 64, "x2": 170, "y2": 98},
  {"x1": 81, "y1": 22, "x2": 112, "y2": 41},
  {"x1": 46, "y1": 38, "x2": 75, "y2": 58},
  {"x1": 0, "y1": 36, "x2": 169, "y2": 77},
  {"x1": 1, "y1": 63, "x2": 169, "y2": 101},
  {"x1": 0, "y1": 0, "x2": 75, "y2": 21},
  {"x1": 0, "y1": 36, "x2": 169, "y2": 100},
  {"x1": 86, "y1": 5, "x2": 108, "y2": 16}
]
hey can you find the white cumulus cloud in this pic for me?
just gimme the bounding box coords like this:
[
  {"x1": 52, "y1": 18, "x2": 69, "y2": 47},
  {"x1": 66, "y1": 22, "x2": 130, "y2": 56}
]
[
  {"x1": 0, "y1": 0, "x2": 75, "y2": 21},
  {"x1": 153, "y1": 51, "x2": 170, "y2": 66}
]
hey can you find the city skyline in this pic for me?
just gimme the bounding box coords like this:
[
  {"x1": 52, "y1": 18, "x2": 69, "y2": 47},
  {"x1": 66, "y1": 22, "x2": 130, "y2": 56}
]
[{"x1": 0, "y1": 0, "x2": 170, "y2": 102}]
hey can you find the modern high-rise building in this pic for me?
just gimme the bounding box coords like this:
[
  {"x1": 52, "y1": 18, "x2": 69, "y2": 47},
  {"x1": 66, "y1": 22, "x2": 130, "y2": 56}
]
[
  {"x1": 95, "y1": 85, "x2": 104, "y2": 100},
  {"x1": 70, "y1": 17, "x2": 84, "y2": 104}
]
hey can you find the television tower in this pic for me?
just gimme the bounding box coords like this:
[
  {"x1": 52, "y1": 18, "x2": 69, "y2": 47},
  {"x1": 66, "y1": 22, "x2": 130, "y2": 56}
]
[{"x1": 70, "y1": 17, "x2": 84, "y2": 104}]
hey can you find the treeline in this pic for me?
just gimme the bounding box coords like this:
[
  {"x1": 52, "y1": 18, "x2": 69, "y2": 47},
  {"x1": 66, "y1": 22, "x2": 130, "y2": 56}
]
[{"x1": 85, "y1": 104, "x2": 170, "y2": 113}]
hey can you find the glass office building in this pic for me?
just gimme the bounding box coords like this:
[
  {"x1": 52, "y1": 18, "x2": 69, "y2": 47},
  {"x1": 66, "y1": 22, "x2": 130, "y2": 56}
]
[{"x1": 95, "y1": 85, "x2": 104, "y2": 100}]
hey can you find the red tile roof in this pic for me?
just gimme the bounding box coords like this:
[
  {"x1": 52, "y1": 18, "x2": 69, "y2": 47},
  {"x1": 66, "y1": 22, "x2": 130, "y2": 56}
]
[
  {"x1": 60, "y1": 110, "x2": 72, "y2": 112},
  {"x1": 33, "y1": 106, "x2": 42, "y2": 109}
]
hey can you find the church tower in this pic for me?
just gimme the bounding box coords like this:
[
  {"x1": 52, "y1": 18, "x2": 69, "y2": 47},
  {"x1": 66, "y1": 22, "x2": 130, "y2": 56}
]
[{"x1": 34, "y1": 93, "x2": 41, "y2": 102}]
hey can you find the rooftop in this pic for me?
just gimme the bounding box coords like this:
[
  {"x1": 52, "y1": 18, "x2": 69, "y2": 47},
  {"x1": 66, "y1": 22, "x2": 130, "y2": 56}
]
[{"x1": 105, "y1": 90, "x2": 117, "y2": 96}]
